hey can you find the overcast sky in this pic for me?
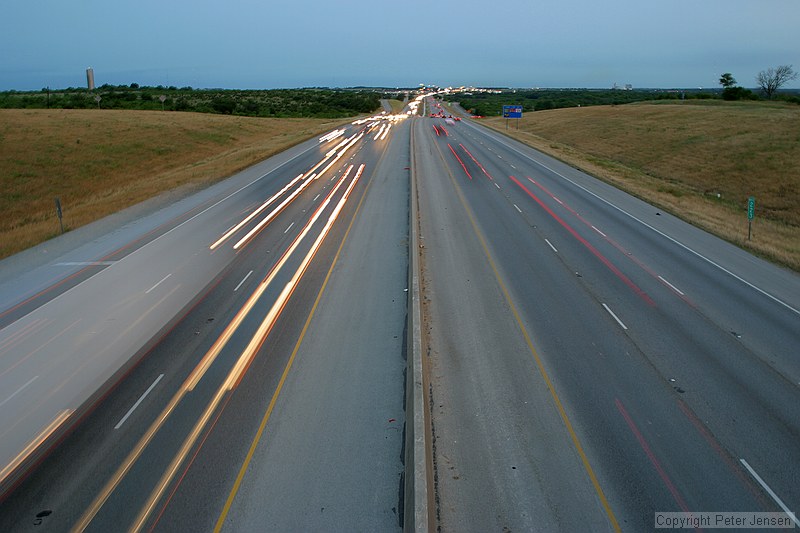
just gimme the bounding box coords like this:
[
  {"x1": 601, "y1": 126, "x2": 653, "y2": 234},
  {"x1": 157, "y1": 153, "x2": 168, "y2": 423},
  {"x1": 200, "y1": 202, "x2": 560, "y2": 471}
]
[{"x1": 1, "y1": 0, "x2": 798, "y2": 91}]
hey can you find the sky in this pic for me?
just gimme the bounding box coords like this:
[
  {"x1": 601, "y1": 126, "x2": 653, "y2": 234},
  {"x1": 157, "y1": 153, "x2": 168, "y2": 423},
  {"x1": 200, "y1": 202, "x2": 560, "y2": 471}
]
[{"x1": 1, "y1": 0, "x2": 799, "y2": 91}]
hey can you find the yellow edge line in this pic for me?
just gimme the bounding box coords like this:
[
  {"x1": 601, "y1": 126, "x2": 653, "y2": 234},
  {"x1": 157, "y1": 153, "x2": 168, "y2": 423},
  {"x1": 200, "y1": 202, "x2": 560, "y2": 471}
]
[
  {"x1": 213, "y1": 143, "x2": 383, "y2": 533},
  {"x1": 431, "y1": 135, "x2": 622, "y2": 533}
]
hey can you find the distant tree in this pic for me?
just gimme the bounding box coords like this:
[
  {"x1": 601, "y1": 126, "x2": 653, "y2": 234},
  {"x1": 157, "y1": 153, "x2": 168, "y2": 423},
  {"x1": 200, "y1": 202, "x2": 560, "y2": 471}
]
[
  {"x1": 756, "y1": 65, "x2": 798, "y2": 99},
  {"x1": 719, "y1": 73, "x2": 736, "y2": 88},
  {"x1": 211, "y1": 97, "x2": 236, "y2": 114},
  {"x1": 722, "y1": 86, "x2": 754, "y2": 101}
]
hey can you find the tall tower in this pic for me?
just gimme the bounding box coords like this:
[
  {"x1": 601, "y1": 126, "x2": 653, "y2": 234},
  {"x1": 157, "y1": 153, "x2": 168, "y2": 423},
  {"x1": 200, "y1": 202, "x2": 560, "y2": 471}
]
[{"x1": 86, "y1": 67, "x2": 95, "y2": 90}]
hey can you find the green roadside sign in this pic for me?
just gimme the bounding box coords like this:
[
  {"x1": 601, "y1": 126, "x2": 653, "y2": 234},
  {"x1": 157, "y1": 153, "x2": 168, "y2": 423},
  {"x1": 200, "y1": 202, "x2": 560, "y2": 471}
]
[{"x1": 747, "y1": 196, "x2": 755, "y2": 240}]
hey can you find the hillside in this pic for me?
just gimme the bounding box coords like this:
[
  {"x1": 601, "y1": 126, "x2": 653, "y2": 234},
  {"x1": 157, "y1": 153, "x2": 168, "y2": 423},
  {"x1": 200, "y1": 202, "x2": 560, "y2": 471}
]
[{"x1": 0, "y1": 109, "x2": 345, "y2": 259}]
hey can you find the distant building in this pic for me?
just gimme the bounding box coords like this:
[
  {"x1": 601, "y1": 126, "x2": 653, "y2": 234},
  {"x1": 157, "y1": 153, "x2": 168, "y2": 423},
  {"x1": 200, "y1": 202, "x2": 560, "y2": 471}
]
[{"x1": 86, "y1": 67, "x2": 95, "y2": 90}]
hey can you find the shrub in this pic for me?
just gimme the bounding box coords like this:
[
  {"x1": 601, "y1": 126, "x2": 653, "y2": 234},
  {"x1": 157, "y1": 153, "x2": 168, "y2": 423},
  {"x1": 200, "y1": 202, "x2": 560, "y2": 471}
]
[
  {"x1": 211, "y1": 98, "x2": 236, "y2": 114},
  {"x1": 722, "y1": 86, "x2": 754, "y2": 101}
]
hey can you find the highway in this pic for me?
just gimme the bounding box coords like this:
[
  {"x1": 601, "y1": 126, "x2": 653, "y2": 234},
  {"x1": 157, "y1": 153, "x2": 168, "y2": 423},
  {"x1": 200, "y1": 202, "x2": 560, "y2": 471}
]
[
  {"x1": 1, "y1": 96, "x2": 798, "y2": 532},
  {"x1": 0, "y1": 113, "x2": 410, "y2": 531},
  {"x1": 413, "y1": 101, "x2": 800, "y2": 531}
]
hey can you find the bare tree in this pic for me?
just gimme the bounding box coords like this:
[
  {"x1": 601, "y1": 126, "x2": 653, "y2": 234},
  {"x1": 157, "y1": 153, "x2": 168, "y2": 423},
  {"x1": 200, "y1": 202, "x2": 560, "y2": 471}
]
[{"x1": 756, "y1": 65, "x2": 797, "y2": 99}]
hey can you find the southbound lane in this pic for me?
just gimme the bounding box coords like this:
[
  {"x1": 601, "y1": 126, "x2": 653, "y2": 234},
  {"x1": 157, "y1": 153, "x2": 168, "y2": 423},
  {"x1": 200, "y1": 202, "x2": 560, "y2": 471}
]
[
  {"x1": 0, "y1": 114, "x2": 410, "y2": 532},
  {"x1": 0, "y1": 121, "x2": 363, "y2": 499},
  {"x1": 415, "y1": 107, "x2": 799, "y2": 531}
]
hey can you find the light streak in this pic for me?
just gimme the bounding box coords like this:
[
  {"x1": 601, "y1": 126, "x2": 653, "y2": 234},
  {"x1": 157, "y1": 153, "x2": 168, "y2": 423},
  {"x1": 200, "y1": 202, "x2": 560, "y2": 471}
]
[
  {"x1": 374, "y1": 123, "x2": 386, "y2": 141},
  {"x1": 230, "y1": 133, "x2": 364, "y2": 250},
  {"x1": 209, "y1": 173, "x2": 304, "y2": 250},
  {"x1": 448, "y1": 143, "x2": 472, "y2": 180},
  {"x1": 130, "y1": 164, "x2": 366, "y2": 532},
  {"x1": 232, "y1": 173, "x2": 319, "y2": 249},
  {"x1": 75, "y1": 164, "x2": 364, "y2": 532},
  {"x1": 1, "y1": 409, "x2": 72, "y2": 487},
  {"x1": 337, "y1": 132, "x2": 364, "y2": 157},
  {"x1": 318, "y1": 129, "x2": 345, "y2": 143},
  {"x1": 225, "y1": 163, "x2": 364, "y2": 391},
  {"x1": 326, "y1": 137, "x2": 350, "y2": 157},
  {"x1": 185, "y1": 165, "x2": 355, "y2": 391},
  {"x1": 459, "y1": 143, "x2": 494, "y2": 180}
]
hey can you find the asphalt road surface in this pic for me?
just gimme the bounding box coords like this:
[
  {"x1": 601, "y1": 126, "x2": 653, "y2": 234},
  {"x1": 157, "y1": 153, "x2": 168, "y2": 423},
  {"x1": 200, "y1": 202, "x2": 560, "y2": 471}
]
[
  {"x1": 414, "y1": 101, "x2": 799, "y2": 531},
  {"x1": 1, "y1": 100, "x2": 798, "y2": 532},
  {"x1": 1, "y1": 114, "x2": 409, "y2": 532}
]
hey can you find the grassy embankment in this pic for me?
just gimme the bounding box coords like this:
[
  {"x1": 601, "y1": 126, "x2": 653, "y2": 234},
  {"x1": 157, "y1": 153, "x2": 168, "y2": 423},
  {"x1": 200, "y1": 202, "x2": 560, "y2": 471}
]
[
  {"x1": 478, "y1": 101, "x2": 800, "y2": 271},
  {"x1": 0, "y1": 109, "x2": 347, "y2": 259},
  {"x1": 387, "y1": 99, "x2": 406, "y2": 113}
]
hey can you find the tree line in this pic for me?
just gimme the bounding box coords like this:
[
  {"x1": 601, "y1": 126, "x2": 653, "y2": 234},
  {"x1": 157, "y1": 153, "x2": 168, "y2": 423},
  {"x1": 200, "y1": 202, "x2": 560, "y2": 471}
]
[
  {"x1": 719, "y1": 65, "x2": 797, "y2": 100},
  {"x1": 446, "y1": 89, "x2": 718, "y2": 117},
  {"x1": 0, "y1": 86, "x2": 384, "y2": 118},
  {"x1": 448, "y1": 65, "x2": 799, "y2": 117}
]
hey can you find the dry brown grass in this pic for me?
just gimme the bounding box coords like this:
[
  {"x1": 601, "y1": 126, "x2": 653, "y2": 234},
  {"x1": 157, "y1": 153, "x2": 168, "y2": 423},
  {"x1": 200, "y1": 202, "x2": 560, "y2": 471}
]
[
  {"x1": 0, "y1": 109, "x2": 346, "y2": 259},
  {"x1": 482, "y1": 101, "x2": 800, "y2": 271}
]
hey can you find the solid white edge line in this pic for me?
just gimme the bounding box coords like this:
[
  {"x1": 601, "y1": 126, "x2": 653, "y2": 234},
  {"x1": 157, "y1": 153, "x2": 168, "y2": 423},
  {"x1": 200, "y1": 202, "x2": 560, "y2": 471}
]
[
  {"x1": 0, "y1": 375, "x2": 39, "y2": 408},
  {"x1": 658, "y1": 275, "x2": 685, "y2": 296},
  {"x1": 234, "y1": 270, "x2": 253, "y2": 292},
  {"x1": 463, "y1": 119, "x2": 800, "y2": 317},
  {"x1": 740, "y1": 458, "x2": 799, "y2": 527},
  {"x1": 145, "y1": 274, "x2": 172, "y2": 294},
  {"x1": 602, "y1": 303, "x2": 628, "y2": 330},
  {"x1": 114, "y1": 374, "x2": 164, "y2": 430},
  {"x1": 545, "y1": 239, "x2": 558, "y2": 253}
]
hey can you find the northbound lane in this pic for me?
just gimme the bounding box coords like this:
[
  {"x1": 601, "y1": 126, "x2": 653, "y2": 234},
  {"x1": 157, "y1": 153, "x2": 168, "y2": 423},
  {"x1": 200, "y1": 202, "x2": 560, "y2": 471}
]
[{"x1": 414, "y1": 103, "x2": 799, "y2": 531}]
